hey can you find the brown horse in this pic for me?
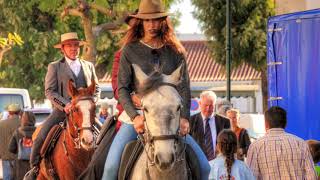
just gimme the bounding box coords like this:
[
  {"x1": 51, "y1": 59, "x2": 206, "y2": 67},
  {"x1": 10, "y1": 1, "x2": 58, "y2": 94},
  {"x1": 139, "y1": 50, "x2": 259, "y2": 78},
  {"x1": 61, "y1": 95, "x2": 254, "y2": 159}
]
[{"x1": 37, "y1": 80, "x2": 96, "y2": 180}]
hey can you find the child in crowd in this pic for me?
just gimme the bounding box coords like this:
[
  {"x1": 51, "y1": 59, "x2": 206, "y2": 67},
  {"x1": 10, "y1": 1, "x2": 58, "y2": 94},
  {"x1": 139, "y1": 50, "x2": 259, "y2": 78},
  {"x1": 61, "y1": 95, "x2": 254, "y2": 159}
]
[{"x1": 209, "y1": 129, "x2": 255, "y2": 180}]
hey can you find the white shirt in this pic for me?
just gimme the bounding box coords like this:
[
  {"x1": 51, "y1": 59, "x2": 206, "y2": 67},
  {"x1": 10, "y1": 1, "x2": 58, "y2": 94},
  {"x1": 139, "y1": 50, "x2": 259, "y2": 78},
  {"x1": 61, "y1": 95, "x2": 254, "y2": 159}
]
[
  {"x1": 65, "y1": 57, "x2": 81, "y2": 76},
  {"x1": 202, "y1": 113, "x2": 217, "y2": 155}
]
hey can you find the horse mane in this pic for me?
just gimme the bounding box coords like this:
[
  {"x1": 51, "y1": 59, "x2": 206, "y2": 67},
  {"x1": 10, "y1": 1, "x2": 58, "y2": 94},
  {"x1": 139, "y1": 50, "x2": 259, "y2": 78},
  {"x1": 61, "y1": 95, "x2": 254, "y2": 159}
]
[{"x1": 136, "y1": 71, "x2": 165, "y2": 95}]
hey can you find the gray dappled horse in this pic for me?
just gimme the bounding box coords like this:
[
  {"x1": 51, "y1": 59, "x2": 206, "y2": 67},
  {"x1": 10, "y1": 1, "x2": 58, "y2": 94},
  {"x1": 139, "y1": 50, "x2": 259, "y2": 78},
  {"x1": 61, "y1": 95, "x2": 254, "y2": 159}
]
[{"x1": 130, "y1": 64, "x2": 188, "y2": 180}]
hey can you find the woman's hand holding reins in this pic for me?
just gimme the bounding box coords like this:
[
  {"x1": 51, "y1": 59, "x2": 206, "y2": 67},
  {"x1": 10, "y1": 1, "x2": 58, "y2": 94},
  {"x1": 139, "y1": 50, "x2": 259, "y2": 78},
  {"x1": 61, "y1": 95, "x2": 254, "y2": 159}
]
[
  {"x1": 179, "y1": 118, "x2": 190, "y2": 136},
  {"x1": 133, "y1": 115, "x2": 145, "y2": 134},
  {"x1": 131, "y1": 94, "x2": 142, "y2": 108}
]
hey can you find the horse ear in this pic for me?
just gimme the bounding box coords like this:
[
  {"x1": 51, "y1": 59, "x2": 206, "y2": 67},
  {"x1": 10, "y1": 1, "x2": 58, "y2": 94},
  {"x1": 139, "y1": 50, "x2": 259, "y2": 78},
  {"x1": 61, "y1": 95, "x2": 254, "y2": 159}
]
[
  {"x1": 88, "y1": 79, "x2": 96, "y2": 96},
  {"x1": 132, "y1": 64, "x2": 148, "y2": 84},
  {"x1": 67, "y1": 79, "x2": 78, "y2": 97},
  {"x1": 163, "y1": 64, "x2": 183, "y2": 85}
]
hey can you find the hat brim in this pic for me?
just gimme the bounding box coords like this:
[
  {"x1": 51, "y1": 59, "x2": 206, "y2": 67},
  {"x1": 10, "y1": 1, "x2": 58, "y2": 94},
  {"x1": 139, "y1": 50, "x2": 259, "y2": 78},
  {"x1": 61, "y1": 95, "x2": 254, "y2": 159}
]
[
  {"x1": 54, "y1": 40, "x2": 87, "y2": 49},
  {"x1": 129, "y1": 12, "x2": 172, "y2": 20}
]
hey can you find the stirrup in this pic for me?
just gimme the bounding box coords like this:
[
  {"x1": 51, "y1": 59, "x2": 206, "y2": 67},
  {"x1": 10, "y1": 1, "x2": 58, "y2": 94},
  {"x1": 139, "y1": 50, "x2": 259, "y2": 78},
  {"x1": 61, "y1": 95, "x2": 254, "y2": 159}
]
[{"x1": 23, "y1": 166, "x2": 39, "y2": 180}]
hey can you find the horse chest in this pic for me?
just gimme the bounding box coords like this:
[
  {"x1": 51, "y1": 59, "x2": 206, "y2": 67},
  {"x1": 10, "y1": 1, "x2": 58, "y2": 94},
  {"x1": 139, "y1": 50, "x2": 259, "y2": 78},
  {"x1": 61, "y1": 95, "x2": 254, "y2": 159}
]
[{"x1": 130, "y1": 152, "x2": 188, "y2": 180}]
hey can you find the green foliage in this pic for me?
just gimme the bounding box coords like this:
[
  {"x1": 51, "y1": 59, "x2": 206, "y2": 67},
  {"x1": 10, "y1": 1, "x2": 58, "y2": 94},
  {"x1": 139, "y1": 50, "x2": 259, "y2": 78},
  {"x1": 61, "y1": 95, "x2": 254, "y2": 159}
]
[
  {"x1": 191, "y1": 0, "x2": 275, "y2": 71},
  {"x1": 0, "y1": 0, "x2": 179, "y2": 101}
]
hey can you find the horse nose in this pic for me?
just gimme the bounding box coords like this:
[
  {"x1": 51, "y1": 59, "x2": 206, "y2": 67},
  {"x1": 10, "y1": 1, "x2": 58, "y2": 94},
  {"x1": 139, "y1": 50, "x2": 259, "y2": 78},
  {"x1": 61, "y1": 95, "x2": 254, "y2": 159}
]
[
  {"x1": 155, "y1": 153, "x2": 174, "y2": 170},
  {"x1": 81, "y1": 137, "x2": 93, "y2": 146}
]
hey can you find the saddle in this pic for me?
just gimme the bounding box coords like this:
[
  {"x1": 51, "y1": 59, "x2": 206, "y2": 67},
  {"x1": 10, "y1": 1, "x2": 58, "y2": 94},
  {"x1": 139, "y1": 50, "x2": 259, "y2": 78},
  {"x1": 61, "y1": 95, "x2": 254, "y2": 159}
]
[
  {"x1": 118, "y1": 140, "x2": 201, "y2": 180},
  {"x1": 40, "y1": 124, "x2": 64, "y2": 158},
  {"x1": 40, "y1": 124, "x2": 64, "y2": 180}
]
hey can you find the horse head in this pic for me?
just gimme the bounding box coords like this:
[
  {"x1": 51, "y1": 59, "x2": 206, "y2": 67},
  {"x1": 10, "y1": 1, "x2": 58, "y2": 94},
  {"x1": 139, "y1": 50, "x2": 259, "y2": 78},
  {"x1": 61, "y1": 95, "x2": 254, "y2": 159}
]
[
  {"x1": 67, "y1": 79, "x2": 96, "y2": 151},
  {"x1": 133, "y1": 64, "x2": 184, "y2": 172}
]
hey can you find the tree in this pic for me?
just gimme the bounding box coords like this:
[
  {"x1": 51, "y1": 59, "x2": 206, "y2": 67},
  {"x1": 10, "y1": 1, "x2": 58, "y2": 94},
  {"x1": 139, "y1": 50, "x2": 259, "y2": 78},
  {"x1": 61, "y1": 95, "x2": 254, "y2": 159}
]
[
  {"x1": 0, "y1": 0, "x2": 178, "y2": 101},
  {"x1": 191, "y1": 0, "x2": 275, "y2": 111},
  {"x1": 0, "y1": 32, "x2": 24, "y2": 64}
]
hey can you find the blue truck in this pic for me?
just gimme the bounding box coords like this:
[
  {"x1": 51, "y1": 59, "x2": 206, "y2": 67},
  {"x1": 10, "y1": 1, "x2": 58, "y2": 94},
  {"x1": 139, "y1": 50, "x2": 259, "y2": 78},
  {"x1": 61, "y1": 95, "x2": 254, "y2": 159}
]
[{"x1": 267, "y1": 9, "x2": 320, "y2": 140}]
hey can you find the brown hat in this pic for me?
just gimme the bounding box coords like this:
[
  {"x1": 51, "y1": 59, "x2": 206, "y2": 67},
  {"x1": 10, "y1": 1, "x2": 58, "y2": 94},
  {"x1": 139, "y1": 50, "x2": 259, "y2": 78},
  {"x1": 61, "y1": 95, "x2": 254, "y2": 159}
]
[
  {"x1": 124, "y1": 9, "x2": 139, "y2": 25},
  {"x1": 54, "y1": 32, "x2": 87, "y2": 49},
  {"x1": 130, "y1": 0, "x2": 171, "y2": 20}
]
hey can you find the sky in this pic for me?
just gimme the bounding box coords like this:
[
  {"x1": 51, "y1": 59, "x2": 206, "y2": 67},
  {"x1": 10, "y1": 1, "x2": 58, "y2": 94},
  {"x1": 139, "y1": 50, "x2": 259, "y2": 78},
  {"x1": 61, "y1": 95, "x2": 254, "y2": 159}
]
[{"x1": 170, "y1": 0, "x2": 202, "y2": 34}]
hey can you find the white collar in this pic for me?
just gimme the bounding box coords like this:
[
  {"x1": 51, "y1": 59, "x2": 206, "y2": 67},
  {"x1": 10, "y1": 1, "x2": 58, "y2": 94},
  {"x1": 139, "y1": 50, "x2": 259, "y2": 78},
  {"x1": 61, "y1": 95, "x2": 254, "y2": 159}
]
[
  {"x1": 65, "y1": 57, "x2": 80, "y2": 66},
  {"x1": 201, "y1": 113, "x2": 215, "y2": 121}
]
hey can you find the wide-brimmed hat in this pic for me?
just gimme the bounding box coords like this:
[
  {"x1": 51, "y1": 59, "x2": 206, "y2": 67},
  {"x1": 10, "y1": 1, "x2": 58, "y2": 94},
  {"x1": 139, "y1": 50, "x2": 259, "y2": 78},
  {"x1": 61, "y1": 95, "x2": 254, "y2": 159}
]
[
  {"x1": 130, "y1": 0, "x2": 171, "y2": 20},
  {"x1": 7, "y1": 104, "x2": 21, "y2": 112},
  {"x1": 124, "y1": 9, "x2": 139, "y2": 25},
  {"x1": 54, "y1": 32, "x2": 87, "y2": 49}
]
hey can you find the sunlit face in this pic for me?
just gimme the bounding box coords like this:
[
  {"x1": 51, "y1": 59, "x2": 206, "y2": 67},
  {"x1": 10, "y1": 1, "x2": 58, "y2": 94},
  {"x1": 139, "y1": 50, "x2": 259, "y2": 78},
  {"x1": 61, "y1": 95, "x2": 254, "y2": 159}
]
[
  {"x1": 199, "y1": 96, "x2": 215, "y2": 118},
  {"x1": 100, "y1": 108, "x2": 108, "y2": 116},
  {"x1": 62, "y1": 41, "x2": 80, "y2": 60},
  {"x1": 143, "y1": 18, "x2": 162, "y2": 39},
  {"x1": 227, "y1": 111, "x2": 239, "y2": 126}
]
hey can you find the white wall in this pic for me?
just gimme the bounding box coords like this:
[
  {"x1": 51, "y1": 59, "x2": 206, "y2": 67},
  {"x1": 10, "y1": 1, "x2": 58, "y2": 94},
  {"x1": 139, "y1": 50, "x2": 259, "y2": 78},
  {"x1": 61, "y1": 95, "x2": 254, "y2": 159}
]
[{"x1": 306, "y1": 0, "x2": 320, "y2": 10}]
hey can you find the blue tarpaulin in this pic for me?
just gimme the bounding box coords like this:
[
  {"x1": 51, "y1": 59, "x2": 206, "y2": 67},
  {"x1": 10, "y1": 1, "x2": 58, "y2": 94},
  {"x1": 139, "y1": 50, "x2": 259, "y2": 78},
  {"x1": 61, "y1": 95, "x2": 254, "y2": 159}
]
[{"x1": 267, "y1": 9, "x2": 320, "y2": 140}]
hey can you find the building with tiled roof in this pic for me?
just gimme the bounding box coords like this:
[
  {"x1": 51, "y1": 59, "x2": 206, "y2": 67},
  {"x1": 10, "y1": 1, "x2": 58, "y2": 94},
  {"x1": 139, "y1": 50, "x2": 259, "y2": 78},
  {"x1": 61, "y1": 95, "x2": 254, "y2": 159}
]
[{"x1": 100, "y1": 38, "x2": 263, "y2": 113}]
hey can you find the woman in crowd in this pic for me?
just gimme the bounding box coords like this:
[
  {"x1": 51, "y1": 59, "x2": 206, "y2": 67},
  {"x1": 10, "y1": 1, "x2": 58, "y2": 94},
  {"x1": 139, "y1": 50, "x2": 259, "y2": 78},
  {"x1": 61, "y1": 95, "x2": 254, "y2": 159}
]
[{"x1": 226, "y1": 108, "x2": 251, "y2": 160}]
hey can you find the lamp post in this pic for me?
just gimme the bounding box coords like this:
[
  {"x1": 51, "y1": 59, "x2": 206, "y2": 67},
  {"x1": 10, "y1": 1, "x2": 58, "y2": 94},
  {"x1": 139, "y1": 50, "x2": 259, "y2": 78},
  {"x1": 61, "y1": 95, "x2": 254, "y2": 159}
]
[{"x1": 226, "y1": 0, "x2": 231, "y2": 101}]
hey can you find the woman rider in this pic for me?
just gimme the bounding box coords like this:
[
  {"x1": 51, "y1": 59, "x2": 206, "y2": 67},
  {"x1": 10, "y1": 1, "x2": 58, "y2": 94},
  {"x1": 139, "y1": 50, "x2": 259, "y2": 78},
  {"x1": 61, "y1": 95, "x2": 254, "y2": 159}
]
[{"x1": 102, "y1": 0, "x2": 210, "y2": 179}]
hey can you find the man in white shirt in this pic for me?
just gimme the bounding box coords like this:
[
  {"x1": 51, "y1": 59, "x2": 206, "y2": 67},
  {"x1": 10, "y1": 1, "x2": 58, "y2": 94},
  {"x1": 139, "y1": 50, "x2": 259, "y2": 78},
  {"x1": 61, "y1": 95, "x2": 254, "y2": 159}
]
[
  {"x1": 190, "y1": 91, "x2": 230, "y2": 160},
  {"x1": 27, "y1": 32, "x2": 100, "y2": 178}
]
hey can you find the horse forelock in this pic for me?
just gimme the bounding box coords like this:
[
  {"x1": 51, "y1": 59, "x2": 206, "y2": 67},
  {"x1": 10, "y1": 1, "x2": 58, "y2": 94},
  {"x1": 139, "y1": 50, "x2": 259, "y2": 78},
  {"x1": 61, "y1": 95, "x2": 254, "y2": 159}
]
[
  {"x1": 136, "y1": 71, "x2": 164, "y2": 95},
  {"x1": 76, "y1": 87, "x2": 93, "y2": 96}
]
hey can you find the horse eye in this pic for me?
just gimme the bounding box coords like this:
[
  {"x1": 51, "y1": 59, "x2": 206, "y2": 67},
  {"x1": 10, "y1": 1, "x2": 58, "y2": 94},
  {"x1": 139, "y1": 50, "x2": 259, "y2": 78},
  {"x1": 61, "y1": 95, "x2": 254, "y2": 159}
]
[
  {"x1": 143, "y1": 107, "x2": 148, "y2": 113},
  {"x1": 177, "y1": 105, "x2": 181, "y2": 112}
]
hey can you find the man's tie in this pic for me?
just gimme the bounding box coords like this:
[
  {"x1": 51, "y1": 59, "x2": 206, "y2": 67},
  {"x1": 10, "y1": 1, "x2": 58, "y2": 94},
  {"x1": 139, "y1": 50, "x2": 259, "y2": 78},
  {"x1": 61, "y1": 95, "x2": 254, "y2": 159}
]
[{"x1": 204, "y1": 118, "x2": 215, "y2": 160}]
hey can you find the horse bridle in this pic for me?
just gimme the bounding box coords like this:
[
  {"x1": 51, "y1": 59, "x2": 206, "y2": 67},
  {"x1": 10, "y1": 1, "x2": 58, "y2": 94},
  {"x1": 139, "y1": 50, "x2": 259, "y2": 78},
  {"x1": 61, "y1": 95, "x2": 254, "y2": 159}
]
[
  {"x1": 139, "y1": 82, "x2": 187, "y2": 166},
  {"x1": 67, "y1": 96, "x2": 96, "y2": 149}
]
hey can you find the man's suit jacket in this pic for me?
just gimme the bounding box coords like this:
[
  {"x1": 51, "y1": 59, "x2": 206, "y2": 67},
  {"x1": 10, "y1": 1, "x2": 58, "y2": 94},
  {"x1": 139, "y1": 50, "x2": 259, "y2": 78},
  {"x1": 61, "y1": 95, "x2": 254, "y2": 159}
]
[
  {"x1": 45, "y1": 58, "x2": 101, "y2": 111},
  {"x1": 189, "y1": 113, "x2": 230, "y2": 152}
]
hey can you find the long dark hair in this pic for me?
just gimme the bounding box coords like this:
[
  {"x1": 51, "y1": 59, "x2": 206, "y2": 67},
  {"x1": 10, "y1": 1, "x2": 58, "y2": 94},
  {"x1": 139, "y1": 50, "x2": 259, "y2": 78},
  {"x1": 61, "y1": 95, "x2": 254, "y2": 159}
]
[
  {"x1": 120, "y1": 17, "x2": 186, "y2": 55},
  {"x1": 217, "y1": 129, "x2": 237, "y2": 180}
]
